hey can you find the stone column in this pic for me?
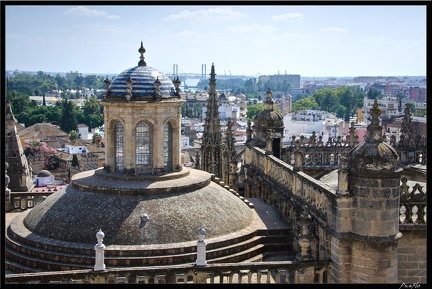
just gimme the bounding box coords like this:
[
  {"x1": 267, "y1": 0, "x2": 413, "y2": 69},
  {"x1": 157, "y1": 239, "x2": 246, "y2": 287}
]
[
  {"x1": 196, "y1": 227, "x2": 207, "y2": 267},
  {"x1": 336, "y1": 156, "x2": 349, "y2": 195},
  {"x1": 153, "y1": 118, "x2": 165, "y2": 174},
  {"x1": 104, "y1": 127, "x2": 114, "y2": 169},
  {"x1": 123, "y1": 109, "x2": 134, "y2": 170},
  {"x1": 94, "y1": 229, "x2": 106, "y2": 271},
  {"x1": 172, "y1": 125, "x2": 182, "y2": 171}
]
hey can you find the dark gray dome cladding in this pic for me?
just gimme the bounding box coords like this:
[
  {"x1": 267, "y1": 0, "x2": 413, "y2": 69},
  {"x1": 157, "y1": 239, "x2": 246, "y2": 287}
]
[
  {"x1": 109, "y1": 66, "x2": 176, "y2": 98},
  {"x1": 23, "y1": 169, "x2": 254, "y2": 245}
]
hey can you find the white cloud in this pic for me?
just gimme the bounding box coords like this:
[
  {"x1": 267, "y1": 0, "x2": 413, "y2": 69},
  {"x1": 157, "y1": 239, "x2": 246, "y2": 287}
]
[
  {"x1": 271, "y1": 13, "x2": 303, "y2": 22},
  {"x1": 64, "y1": 6, "x2": 119, "y2": 20},
  {"x1": 320, "y1": 27, "x2": 347, "y2": 33},
  {"x1": 164, "y1": 7, "x2": 246, "y2": 23},
  {"x1": 227, "y1": 24, "x2": 276, "y2": 33}
]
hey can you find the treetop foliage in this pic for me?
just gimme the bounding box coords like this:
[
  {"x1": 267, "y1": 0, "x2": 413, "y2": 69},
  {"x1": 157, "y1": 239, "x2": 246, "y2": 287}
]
[{"x1": 6, "y1": 71, "x2": 104, "y2": 130}]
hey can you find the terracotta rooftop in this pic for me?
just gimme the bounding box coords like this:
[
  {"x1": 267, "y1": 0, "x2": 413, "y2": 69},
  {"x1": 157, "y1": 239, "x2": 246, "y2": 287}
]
[{"x1": 19, "y1": 123, "x2": 69, "y2": 140}]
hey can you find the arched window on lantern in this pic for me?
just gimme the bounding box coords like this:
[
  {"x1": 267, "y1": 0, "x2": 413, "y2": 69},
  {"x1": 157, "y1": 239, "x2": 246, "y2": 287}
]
[
  {"x1": 136, "y1": 121, "x2": 153, "y2": 173},
  {"x1": 114, "y1": 121, "x2": 124, "y2": 172}
]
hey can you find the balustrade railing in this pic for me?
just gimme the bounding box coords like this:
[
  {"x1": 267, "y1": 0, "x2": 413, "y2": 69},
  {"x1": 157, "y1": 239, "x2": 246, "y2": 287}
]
[
  {"x1": 9, "y1": 191, "x2": 53, "y2": 211},
  {"x1": 5, "y1": 261, "x2": 330, "y2": 284},
  {"x1": 399, "y1": 176, "x2": 427, "y2": 229}
]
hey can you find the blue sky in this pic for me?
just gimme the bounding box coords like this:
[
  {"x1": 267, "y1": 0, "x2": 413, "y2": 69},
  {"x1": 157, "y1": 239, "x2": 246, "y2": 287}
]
[{"x1": 5, "y1": 4, "x2": 427, "y2": 77}]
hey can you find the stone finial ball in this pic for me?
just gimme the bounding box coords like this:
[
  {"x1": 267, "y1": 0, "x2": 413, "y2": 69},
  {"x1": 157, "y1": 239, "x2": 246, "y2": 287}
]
[
  {"x1": 96, "y1": 229, "x2": 105, "y2": 240},
  {"x1": 198, "y1": 227, "x2": 206, "y2": 236}
]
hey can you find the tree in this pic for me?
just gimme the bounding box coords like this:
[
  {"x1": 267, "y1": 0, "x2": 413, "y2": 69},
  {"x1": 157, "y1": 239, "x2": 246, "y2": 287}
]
[
  {"x1": 60, "y1": 98, "x2": 78, "y2": 133},
  {"x1": 92, "y1": 132, "x2": 103, "y2": 145},
  {"x1": 82, "y1": 95, "x2": 102, "y2": 115},
  {"x1": 24, "y1": 141, "x2": 60, "y2": 170},
  {"x1": 292, "y1": 96, "x2": 319, "y2": 112},
  {"x1": 244, "y1": 78, "x2": 258, "y2": 94},
  {"x1": 6, "y1": 90, "x2": 31, "y2": 115},
  {"x1": 69, "y1": 130, "x2": 80, "y2": 142},
  {"x1": 71, "y1": 154, "x2": 80, "y2": 168},
  {"x1": 367, "y1": 88, "x2": 382, "y2": 99},
  {"x1": 86, "y1": 114, "x2": 104, "y2": 129},
  {"x1": 246, "y1": 103, "x2": 264, "y2": 121}
]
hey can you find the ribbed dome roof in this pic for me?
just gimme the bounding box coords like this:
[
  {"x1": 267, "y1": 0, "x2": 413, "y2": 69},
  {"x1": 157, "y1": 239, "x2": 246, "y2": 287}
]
[
  {"x1": 105, "y1": 41, "x2": 179, "y2": 100},
  {"x1": 109, "y1": 66, "x2": 176, "y2": 98}
]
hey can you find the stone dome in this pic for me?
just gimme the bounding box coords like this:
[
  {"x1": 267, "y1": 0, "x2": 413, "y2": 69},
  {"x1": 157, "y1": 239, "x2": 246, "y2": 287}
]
[
  {"x1": 37, "y1": 170, "x2": 51, "y2": 177},
  {"x1": 23, "y1": 168, "x2": 254, "y2": 245},
  {"x1": 252, "y1": 88, "x2": 284, "y2": 145},
  {"x1": 254, "y1": 110, "x2": 284, "y2": 128},
  {"x1": 253, "y1": 88, "x2": 283, "y2": 128},
  {"x1": 347, "y1": 98, "x2": 401, "y2": 177},
  {"x1": 347, "y1": 141, "x2": 400, "y2": 176}
]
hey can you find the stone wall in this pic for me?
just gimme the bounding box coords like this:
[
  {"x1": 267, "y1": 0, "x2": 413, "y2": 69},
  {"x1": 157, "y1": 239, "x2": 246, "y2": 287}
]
[
  {"x1": 397, "y1": 230, "x2": 427, "y2": 283},
  {"x1": 244, "y1": 142, "x2": 427, "y2": 284}
]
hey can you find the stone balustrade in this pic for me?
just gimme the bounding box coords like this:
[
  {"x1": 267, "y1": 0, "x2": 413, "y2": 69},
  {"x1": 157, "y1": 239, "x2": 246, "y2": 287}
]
[
  {"x1": 245, "y1": 145, "x2": 426, "y2": 229},
  {"x1": 399, "y1": 176, "x2": 427, "y2": 229},
  {"x1": 5, "y1": 261, "x2": 330, "y2": 284},
  {"x1": 8, "y1": 191, "x2": 53, "y2": 211}
]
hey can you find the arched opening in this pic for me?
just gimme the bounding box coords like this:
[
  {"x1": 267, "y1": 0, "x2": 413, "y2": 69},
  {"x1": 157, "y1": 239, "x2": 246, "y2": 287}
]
[
  {"x1": 114, "y1": 121, "x2": 124, "y2": 172},
  {"x1": 136, "y1": 121, "x2": 153, "y2": 173},
  {"x1": 164, "y1": 121, "x2": 173, "y2": 171},
  {"x1": 272, "y1": 138, "x2": 281, "y2": 159}
]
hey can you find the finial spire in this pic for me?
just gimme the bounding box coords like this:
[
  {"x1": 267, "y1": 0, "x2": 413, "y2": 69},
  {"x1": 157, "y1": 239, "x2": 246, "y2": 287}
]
[
  {"x1": 366, "y1": 98, "x2": 383, "y2": 142},
  {"x1": 264, "y1": 87, "x2": 274, "y2": 110},
  {"x1": 138, "y1": 41, "x2": 146, "y2": 66}
]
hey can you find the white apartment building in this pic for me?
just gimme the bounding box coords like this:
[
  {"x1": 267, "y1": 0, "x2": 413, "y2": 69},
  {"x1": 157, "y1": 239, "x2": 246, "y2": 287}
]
[
  {"x1": 363, "y1": 96, "x2": 403, "y2": 121},
  {"x1": 283, "y1": 110, "x2": 344, "y2": 145},
  {"x1": 202, "y1": 104, "x2": 241, "y2": 121}
]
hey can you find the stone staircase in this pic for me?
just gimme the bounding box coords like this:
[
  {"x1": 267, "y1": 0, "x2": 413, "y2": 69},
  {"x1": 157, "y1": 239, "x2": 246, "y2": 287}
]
[{"x1": 5, "y1": 225, "x2": 294, "y2": 273}]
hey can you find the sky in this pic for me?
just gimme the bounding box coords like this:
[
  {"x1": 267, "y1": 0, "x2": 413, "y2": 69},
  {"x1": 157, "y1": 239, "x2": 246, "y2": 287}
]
[{"x1": 4, "y1": 4, "x2": 427, "y2": 77}]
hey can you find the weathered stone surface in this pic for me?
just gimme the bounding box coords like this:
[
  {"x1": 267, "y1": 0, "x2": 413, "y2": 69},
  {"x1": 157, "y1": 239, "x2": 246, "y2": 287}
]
[{"x1": 23, "y1": 169, "x2": 254, "y2": 245}]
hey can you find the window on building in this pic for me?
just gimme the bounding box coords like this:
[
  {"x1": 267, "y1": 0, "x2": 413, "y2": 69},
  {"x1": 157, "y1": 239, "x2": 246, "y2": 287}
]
[
  {"x1": 164, "y1": 121, "x2": 173, "y2": 171},
  {"x1": 114, "y1": 121, "x2": 124, "y2": 172},
  {"x1": 136, "y1": 122, "x2": 153, "y2": 173}
]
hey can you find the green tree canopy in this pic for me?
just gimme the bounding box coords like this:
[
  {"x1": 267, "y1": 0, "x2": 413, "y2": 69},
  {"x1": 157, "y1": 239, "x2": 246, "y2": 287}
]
[
  {"x1": 71, "y1": 154, "x2": 80, "y2": 168},
  {"x1": 246, "y1": 103, "x2": 264, "y2": 121},
  {"x1": 367, "y1": 88, "x2": 382, "y2": 99},
  {"x1": 292, "y1": 96, "x2": 319, "y2": 112},
  {"x1": 82, "y1": 95, "x2": 102, "y2": 115},
  {"x1": 69, "y1": 130, "x2": 80, "y2": 142},
  {"x1": 60, "y1": 99, "x2": 78, "y2": 133}
]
